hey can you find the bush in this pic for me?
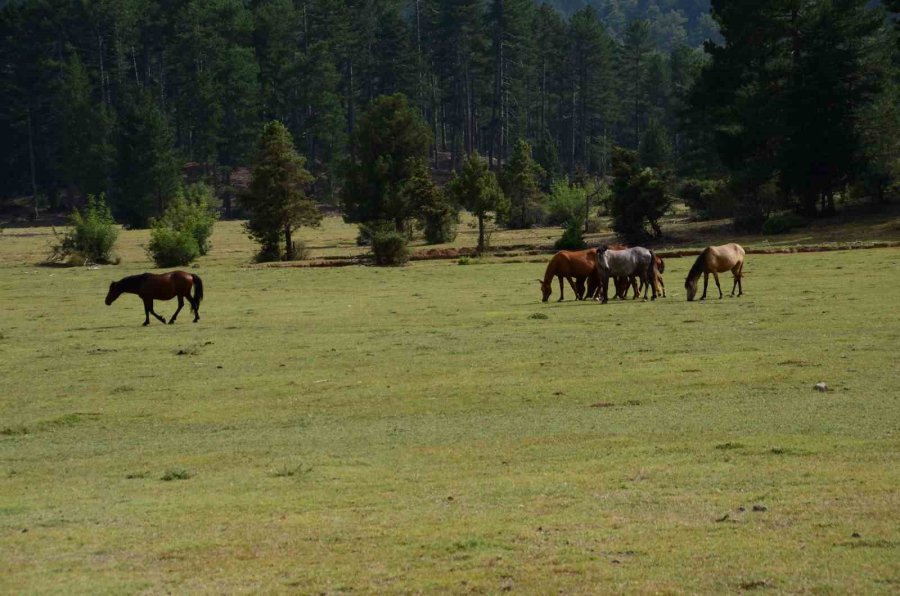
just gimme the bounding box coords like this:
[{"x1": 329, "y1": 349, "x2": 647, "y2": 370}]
[
  {"x1": 545, "y1": 180, "x2": 587, "y2": 226},
  {"x1": 154, "y1": 184, "x2": 216, "y2": 255},
  {"x1": 49, "y1": 194, "x2": 119, "y2": 265},
  {"x1": 147, "y1": 227, "x2": 200, "y2": 267},
  {"x1": 679, "y1": 178, "x2": 734, "y2": 220},
  {"x1": 762, "y1": 213, "x2": 805, "y2": 235},
  {"x1": 356, "y1": 220, "x2": 395, "y2": 246},
  {"x1": 423, "y1": 212, "x2": 457, "y2": 244},
  {"x1": 372, "y1": 231, "x2": 409, "y2": 266},
  {"x1": 554, "y1": 220, "x2": 587, "y2": 250}
]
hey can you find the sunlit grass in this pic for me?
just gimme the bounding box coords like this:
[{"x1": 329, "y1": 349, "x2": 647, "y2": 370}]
[{"x1": 0, "y1": 224, "x2": 898, "y2": 593}]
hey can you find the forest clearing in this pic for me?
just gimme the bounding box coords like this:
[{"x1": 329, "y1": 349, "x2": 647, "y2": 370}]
[{"x1": 1, "y1": 221, "x2": 898, "y2": 593}]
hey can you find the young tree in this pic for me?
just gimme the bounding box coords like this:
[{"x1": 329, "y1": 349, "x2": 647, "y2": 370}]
[
  {"x1": 341, "y1": 93, "x2": 433, "y2": 232},
  {"x1": 500, "y1": 139, "x2": 545, "y2": 228},
  {"x1": 608, "y1": 147, "x2": 671, "y2": 243},
  {"x1": 446, "y1": 152, "x2": 507, "y2": 252},
  {"x1": 242, "y1": 121, "x2": 322, "y2": 261}
]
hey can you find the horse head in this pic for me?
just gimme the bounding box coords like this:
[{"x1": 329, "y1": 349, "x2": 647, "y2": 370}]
[
  {"x1": 684, "y1": 276, "x2": 698, "y2": 301},
  {"x1": 105, "y1": 281, "x2": 122, "y2": 305},
  {"x1": 537, "y1": 278, "x2": 552, "y2": 302}
]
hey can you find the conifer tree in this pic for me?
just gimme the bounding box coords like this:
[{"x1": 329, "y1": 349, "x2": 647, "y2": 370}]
[{"x1": 446, "y1": 152, "x2": 507, "y2": 252}]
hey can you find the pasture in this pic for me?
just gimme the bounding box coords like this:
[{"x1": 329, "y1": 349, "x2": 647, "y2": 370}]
[{"x1": 1, "y1": 221, "x2": 899, "y2": 593}]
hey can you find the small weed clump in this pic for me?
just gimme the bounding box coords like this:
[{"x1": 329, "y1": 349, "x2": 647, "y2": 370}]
[{"x1": 160, "y1": 467, "x2": 192, "y2": 481}]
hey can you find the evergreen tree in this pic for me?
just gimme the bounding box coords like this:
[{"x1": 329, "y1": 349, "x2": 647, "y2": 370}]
[
  {"x1": 608, "y1": 147, "x2": 671, "y2": 242},
  {"x1": 500, "y1": 139, "x2": 545, "y2": 228},
  {"x1": 341, "y1": 93, "x2": 433, "y2": 231},
  {"x1": 114, "y1": 92, "x2": 180, "y2": 228},
  {"x1": 639, "y1": 119, "x2": 672, "y2": 169},
  {"x1": 242, "y1": 121, "x2": 322, "y2": 261},
  {"x1": 446, "y1": 152, "x2": 507, "y2": 252}
]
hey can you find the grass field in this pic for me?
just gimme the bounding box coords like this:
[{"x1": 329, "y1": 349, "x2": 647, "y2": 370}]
[{"x1": 1, "y1": 220, "x2": 899, "y2": 593}]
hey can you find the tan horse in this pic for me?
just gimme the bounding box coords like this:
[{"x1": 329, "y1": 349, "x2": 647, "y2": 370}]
[
  {"x1": 638, "y1": 254, "x2": 666, "y2": 298},
  {"x1": 538, "y1": 249, "x2": 602, "y2": 302},
  {"x1": 684, "y1": 244, "x2": 745, "y2": 301}
]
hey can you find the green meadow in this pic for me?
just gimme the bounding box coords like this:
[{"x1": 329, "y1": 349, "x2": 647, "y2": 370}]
[{"x1": 1, "y1": 221, "x2": 899, "y2": 593}]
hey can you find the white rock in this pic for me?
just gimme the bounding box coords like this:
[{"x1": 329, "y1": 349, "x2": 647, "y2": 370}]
[{"x1": 814, "y1": 382, "x2": 828, "y2": 392}]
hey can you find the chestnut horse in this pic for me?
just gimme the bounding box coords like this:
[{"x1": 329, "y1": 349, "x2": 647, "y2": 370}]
[
  {"x1": 105, "y1": 271, "x2": 204, "y2": 325},
  {"x1": 538, "y1": 249, "x2": 602, "y2": 302},
  {"x1": 684, "y1": 243, "x2": 745, "y2": 301}
]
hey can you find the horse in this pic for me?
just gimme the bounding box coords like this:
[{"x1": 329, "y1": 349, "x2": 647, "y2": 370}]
[
  {"x1": 584, "y1": 244, "x2": 639, "y2": 301},
  {"x1": 105, "y1": 271, "x2": 204, "y2": 325},
  {"x1": 638, "y1": 254, "x2": 666, "y2": 298},
  {"x1": 684, "y1": 243, "x2": 745, "y2": 301},
  {"x1": 594, "y1": 246, "x2": 658, "y2": 303},
  {"x1": 538, "y1": 249, "x2": 602, "y2": 302}
]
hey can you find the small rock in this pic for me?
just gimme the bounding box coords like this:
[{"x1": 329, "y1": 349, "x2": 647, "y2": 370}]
[
  {"x1": 752, "y1": 504, "x2": 768, "y2": 512},
  {"x1": 814, "y1": 382, "x2": 828, "y2": 392}
]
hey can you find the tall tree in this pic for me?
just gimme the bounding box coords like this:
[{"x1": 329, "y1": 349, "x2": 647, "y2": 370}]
[
  {"x1": 446, "y1": 151, "x2": 507, "y2": 251},
  {"x1": 242, "y1": 121, "x2": 322, "y2": 261}
]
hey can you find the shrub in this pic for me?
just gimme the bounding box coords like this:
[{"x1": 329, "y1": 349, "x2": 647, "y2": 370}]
[
  {"x1": 154, "y1": 184, "x2": 216, "y2": 255},
  {"x1": 554, "y1": 220, "x2": 587, "y2": 250},
  {"x1": 49, "y1": 194, "x2": 119, "y2": 265},
  {"x1": 679, "y1": 178, "x2": 734, "y2": 220},
  {"x1": 372, "y1": 231, "x2": 410, "y2": 266},
  {"x1": 762, "y1": 213, "x2": 805, "y2": 235},
  {"x1": 147, "y1": 227, "x2": 200, "y2": 267},
  {"x1": 545, "y1": 179, "x2": 587, "y2": 226},
  {"x1": 356, "y1": 221, "x2": 395, "y2": 246},
  {"x1": 160, "y1": 467, "x2": 192, "y2": 481}
]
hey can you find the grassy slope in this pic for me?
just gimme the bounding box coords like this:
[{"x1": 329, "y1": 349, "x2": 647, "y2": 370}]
[{"x1": 0, "y1": 223, "x2": 899, "y2": 593}]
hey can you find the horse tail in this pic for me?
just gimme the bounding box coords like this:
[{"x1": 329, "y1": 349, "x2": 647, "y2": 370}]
[{"x1": 192, "y1": 274, "x2": 204, "y2": 308}]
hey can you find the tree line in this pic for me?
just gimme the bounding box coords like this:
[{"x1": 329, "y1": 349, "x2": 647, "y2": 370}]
[{"x1": 1, "y1": 0, "x2": 898, "y2": 243}]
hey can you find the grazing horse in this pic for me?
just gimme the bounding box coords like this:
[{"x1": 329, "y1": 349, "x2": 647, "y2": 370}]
[
  {"x1": 105, "y1": 271, "x2": 204, "y2": 325},
  {"x1": 538, "y1": 249, "x2": 602, "y2": 302},
  {"x1": 638, "y1": 254, "x2": 666, "y2": 298},
  {"x1": 594, "y1": 246, "x2": 658, "y2": 303},
  {"x1": 684, "y1": 243, "x2": 745, "y2": 301}
]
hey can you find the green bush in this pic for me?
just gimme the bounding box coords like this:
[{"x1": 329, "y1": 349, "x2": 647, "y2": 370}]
[
  {"x1": 554, "y1": 220, "x2": 587, "y2": 251},
  {"x1": 154, "y1": 183, "x2": 217, "y2": 255},
  {"x1": 762, "y1": 213, "x2": 805, "y2": 235},
  {"x1": 372, "y1": 231, "x2": 410, "y2": 266},
  {"x1": 49, "y1": 194, "x2": 119, "y2": 265},
  {"x1": 545, "y1": 180, "x2": 587, "y2": 227},
  {"x1": 679, "y1": 179, "x2": 734, "y2": 220},
  {"x1": 356, "y1": 221, "x2": 395, "y2": 246},
  {"x1": 147, "y1": 227, "x2": 200, "y2": 267}
]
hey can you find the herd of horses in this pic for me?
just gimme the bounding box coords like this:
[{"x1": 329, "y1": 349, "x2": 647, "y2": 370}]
[
  {"x1": 101, "y1": 243, "x2": 745, "y2": 325},
  {"x1": 539, "y1": 243, "x2": 746, "y2": 303}
]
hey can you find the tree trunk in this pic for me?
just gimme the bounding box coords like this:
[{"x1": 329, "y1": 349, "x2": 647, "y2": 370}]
[
  {"x1": 477, "y1": 213, "x2": 485, "y2": 253},
  {"x1": 284, "y1": 223, "x2": 294, "y2": 261}
]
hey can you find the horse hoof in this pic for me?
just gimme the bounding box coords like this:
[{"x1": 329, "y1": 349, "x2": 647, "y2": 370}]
[
  {"x1": 168, "y1": 320, "x2": 176, "y2": 325},
  {"x1": 142, "y1": 322, "x2": 149, "y2": 327}
]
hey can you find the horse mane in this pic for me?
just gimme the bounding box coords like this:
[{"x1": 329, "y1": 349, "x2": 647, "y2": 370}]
[
  {"x1": 686, "y1": 248, "x2": 709, "y2": 282},
  {"x1": 116, "y1": 273, "x2": 148, "y2": 293}
]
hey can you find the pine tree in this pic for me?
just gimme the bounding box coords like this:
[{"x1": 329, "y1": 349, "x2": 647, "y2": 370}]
[
  {"x1": 500, "y1": 139, "x2": 545, "y2": 228},
  {"x1": 242, "y1": 121, "x2": 322, "y2": 261},
  {"x1": 341, "y1": 93, "x2": 433, "y2": 231},
  {"x1": 446, "y1": 152, "x2": 507, "y2": 252}
]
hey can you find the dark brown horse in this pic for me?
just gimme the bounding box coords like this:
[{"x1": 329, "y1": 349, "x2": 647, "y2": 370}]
[
  {"x1": 538, "y1": 249, "x2": 602, "y2": 302},
  {"x1": 105, "y1": 271, "x2": 203, "y2": 325}
]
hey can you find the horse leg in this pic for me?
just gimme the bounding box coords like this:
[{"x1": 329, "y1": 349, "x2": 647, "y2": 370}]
[
  {"x1": 557, "y1": 275, "x2": 565, "y2": 302},
  {"x1": 147, "y1": 299, "x2": 166, "y2": 324},
  {"x1": 659, "y1": 274, "x2": 666, "y2": 298},
  {"x1": 566, "y1": 276, "x2": 580, "y2": 300},
  {"x1": 187, "y1": 295, "x2": 200, "y2": 322},
  {"x1": 631, "y1": 276, "x2": 640, "y2": 300},
  {"x1": 574, "y1": 277, "x2": 586, "y2": 301},
  {"x1": 600, "y1": 274, "x2": 610, "y2": 304},
  {"x1": 142, "y1": 299, "x2": 151, "y2": 326},
  {"x1": 734, "y1": 263, "x2": 744, "y2": 297},
  {"x1": 700, "y1": 272, "x2": 709, "y2": 300},
  {"x1": 169, "y1": 296, "x2": 184, "y2": 324},
  {"x1": 713, "y1": 272, "x2": 723, "y2": 298}
]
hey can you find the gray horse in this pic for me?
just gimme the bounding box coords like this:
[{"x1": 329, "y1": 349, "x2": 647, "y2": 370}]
[{"x1": 594, "y1": 246, "x2": 658, "y2": 303}]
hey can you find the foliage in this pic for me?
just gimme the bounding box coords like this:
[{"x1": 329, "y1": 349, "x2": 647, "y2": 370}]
[
  {"x1": 500, "y1": 140, "x2": 546, "y2": 229},
  {"x1": 446, "y1": 152, "x2": 508, "y2": 252},
  {"x1": 356, "y1": 220, "x2": 396, "y2": 247},
  {"x1": 151, "y1": 184, "x2": 217, "y2": 256},
  {"x1": 341, "y1": 94, "x2": 433, "y2": 231},
  {"x1": 762, "y1": 213, "x2": 806, "y2": 235},
  {"x1": 554, "y1": 220, "x2": 587, "y2": 250},
  {"x1": 48, "y1": 194, "x2": 119, "y2": 265},
  {"x1": 639, "y1": 119, "x2": 672, "y2": 169},
  {"x1": 399, "y1": 162, "x2": 457, "y2": 244},
  {"x1": 608, "y1": 148, "x2": 672, "y2": 243},
  {"x1": 679, "y1": 178, "x2": 734, "y2": 220},
  {"x1": 147, "y1": 227, "x2": 200, "y2": 268},
  {"x1": 545, "y1": 179, "x2": 588, "y2": 227},
  {"x1": 371, "y1": 231, "x2": 410, "y2": 266},
  {"x1": 242, "y1": 121, "x2": 321, "y2": 262}
]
